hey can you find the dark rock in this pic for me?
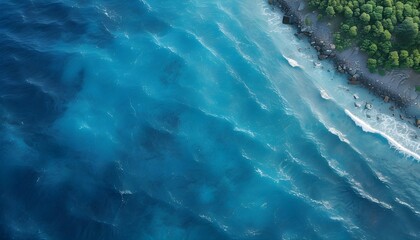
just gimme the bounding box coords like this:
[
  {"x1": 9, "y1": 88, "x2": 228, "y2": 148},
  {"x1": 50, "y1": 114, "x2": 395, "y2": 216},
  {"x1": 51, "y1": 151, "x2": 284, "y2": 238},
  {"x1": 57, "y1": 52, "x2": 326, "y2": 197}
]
[
  {"x1": 348, "y1": 75, "x2": 360, "y2": 85},
  {"x1": 313, "y1": 62, "x2": 321, "y2": 67},
  {"x1": 318, "y1": 54, "x2": 328, "y2": 60},
  {"x1": 282, "y1": 16, "x2": 293, "y2": 24},
  {"x1": 348, "y1": 68, "x2": 357, "y2": 75},
  {"x1": 349, "y1": 79, "x2": 360, "y2": 85}
]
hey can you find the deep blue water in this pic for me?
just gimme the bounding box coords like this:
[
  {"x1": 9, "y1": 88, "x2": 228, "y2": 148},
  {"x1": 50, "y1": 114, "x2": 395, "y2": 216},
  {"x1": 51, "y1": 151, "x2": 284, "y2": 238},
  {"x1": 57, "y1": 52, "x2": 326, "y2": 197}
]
[{"x1": 1, "y1": 0, "x2": 420, "y2": 239}]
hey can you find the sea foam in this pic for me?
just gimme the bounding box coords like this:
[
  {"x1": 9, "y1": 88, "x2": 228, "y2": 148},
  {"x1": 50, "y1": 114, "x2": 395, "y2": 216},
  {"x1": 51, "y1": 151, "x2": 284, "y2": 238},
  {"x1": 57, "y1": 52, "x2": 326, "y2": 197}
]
[{"x1": 345, "y1": 109, "x2": 420, "y2": 161}]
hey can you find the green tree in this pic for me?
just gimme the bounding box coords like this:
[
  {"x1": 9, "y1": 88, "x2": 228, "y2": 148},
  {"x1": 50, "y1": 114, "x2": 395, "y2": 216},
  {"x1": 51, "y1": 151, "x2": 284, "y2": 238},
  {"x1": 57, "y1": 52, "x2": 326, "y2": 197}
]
[
  {"x1": 361, "y1": 3, "x2": 373, "y2": 13},
  {"x1": 383, "y1": 29, "x2": 392, "y2": 40},
  {"x1": 361, "y1": 39, "x2": 372, "y2": 51},
  {"x1": 373, "y1": 6, "x2": 384, "y2": 20},
  {"x1": 363, "y1": 25, "x2": 372, "y2": 33},
  {"x1": 396, "y1": 2, "x2": 404, "y2": 10},
  {"x1": 396, "y1": 2, "x2": 405, "y2": 21},
  {"x1": 368, "y1": 43, "x2": 378, "y2": 55},
  {"x1": 367, "y1": 58, "x2": 378, "y2": 70},
  {"x1": 395, "y1": 17, "x2": 419, "y2": 46},
  {"x1": 391, "y1": 15, "x2": 398, "y2": 24},
  {"x1": 354, "y1": 7, "x2": 361, "y2": 16},
  {"x1": 349, "y1": 26, "x2": 358, "y2": 36},
  {"x1": 344, "y1": 6, "x2": 354, "y2": 18},
  {"x1": 404, "y1": 4, "x2": 413, "y2": 17},
  {"x1": 379, "y1": 41, "x2": 392, "y2": 53},
  {"x1": 360, "y1": 12, "x2": 371, "y2": 23},
  {"x1": 389, "y1": 51, "x2": 400, "y2": 66},
  {"x1": 341, "y1": 23, "x2": 351, "y2": 32},
  {"x1": 383, "y1": 7, "x2": 393, "y2": 18},
  {"x1": 400, "y1": 50, "x2": 409, "y2": 59},
  {"x1": 382, "y1": 18, "x2": 394, "y2": 30},
  {"x1": 353, "y1": 1, "x2": 360, "y2": 8},
  {"x1": 373, "y1": 21, "x2": 384, "y2": 36},
  {"x1": 413, "y1": 49, "x2": 420, "y2": 69},
  {"x1": 309, "y1": 0, "x2": 420, "y2": 71},
  {"x1": 400, "y1": 50, "x2": 414, "y2": 67},
  {"x1": 326, "y1": 6, "x2": 336, "y2": 16},
  {"x1": 383, "y1": 0, "x2": 393, "y2": 7}
]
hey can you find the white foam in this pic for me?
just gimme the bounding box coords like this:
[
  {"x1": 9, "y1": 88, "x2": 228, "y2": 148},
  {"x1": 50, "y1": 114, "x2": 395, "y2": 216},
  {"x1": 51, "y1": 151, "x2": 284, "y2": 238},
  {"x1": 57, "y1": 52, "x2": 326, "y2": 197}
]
[
  {"x1": 372, "y1": 170, "x2": 390, "y2": 184},
  {"x1": 140, "y1": 0, "x2": 152, "y2": 11},
  {"x1": 199, "y1": 214, "x2": 213, "y2": 222},
  {"x1": 216, "y1": 22, "x2": 253, "y2": 63},
  {"x1": 234, "y1": 127, "x2": 255, "y2": 137},
  {"x1": 255, "y1": 168, "x2": 281, "y2": 183},
  {"x1": 345, "y1": 109, "x2": 420, "y2": 161},
  {"x1": 328, "y1": 127, "x2": 350, "y2": 144},
  {"x1": 186, "y1": 30, "x2": 219, "y2": 58},
  {"x1": 349, "y1": 179, "x2": 393, "y2": 210},
  {"x1": 320, "y1": 89, "x2": 332, "y2": 100},
  {"x1": 395, "y1": 198, "x2": 420, "y2": 215},
  {"x1": 284, "y1": 56, "x2": 301, "y2": 68},
  {"x1": 119, "y1": 190, "x2": 133, "y2": 195},
  {"x1": 325, "y1": 158, "x2": 349, "y2": 177}
]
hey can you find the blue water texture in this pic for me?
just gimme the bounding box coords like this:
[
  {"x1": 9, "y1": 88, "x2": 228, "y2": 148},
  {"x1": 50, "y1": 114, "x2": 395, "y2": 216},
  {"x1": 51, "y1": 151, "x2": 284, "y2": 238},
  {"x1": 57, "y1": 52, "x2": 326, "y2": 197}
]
[{"x1": 1, "y1": 0, "x2": 419, "y2": 239}]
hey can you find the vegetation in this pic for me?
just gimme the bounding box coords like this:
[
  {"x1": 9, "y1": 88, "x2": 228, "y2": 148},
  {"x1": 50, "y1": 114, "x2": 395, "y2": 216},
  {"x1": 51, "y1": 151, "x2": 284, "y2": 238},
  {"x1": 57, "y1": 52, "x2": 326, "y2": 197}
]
[{"x1": 308, "y1": 0, "x2": 420, "y2": 71}]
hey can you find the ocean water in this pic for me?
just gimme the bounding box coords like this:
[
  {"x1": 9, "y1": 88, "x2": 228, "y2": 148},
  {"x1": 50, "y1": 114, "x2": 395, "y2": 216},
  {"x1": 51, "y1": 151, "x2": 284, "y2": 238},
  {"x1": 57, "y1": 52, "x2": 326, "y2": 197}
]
[{"x1": 1, "y1": 0, "x2": 420, "y2": 239}]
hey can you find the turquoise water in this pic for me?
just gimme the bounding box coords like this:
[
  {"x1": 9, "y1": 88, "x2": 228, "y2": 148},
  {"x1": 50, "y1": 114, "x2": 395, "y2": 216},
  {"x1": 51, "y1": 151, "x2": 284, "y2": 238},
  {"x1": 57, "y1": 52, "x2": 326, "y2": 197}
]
[{"x1": 1, "y1": 0, "x2": 419, "y2": 239}]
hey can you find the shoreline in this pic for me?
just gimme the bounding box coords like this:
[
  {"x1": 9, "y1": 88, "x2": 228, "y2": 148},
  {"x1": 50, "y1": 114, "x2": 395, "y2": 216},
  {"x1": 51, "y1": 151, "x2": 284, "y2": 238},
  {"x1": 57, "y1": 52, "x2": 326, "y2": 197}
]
[{"x1": 268, "y1": 0, "x2": 420, "y2": 127}]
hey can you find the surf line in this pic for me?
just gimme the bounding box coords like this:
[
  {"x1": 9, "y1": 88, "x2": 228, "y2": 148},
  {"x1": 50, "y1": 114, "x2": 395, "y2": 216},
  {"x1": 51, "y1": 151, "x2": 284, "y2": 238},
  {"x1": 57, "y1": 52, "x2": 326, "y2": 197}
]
[{"x1": 345, "y1": 109, "x2": 420, "y2": 161}]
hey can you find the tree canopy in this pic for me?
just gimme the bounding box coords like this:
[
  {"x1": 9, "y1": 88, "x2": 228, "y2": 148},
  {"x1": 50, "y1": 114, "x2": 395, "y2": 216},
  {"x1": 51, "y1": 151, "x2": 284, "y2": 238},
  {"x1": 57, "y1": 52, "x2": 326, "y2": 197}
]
[{"x1": 308, "y1": 0, "x2": 420, "y2": 71}]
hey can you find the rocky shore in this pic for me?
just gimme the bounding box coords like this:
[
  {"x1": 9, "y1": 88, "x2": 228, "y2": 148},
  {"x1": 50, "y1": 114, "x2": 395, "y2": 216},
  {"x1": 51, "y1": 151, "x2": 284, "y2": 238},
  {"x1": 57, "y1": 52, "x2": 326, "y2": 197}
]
[{"x1": 268, "y1": 0, "x2": 420, "y2": 127}]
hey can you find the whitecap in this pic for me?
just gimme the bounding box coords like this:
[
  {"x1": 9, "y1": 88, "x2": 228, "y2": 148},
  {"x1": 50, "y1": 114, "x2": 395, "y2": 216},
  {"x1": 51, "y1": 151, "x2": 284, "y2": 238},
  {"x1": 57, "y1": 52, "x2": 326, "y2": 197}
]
[
  {"x1": 345, "y1": 109, "x2": 420, "y2": 161},
  {"x1": 255, "y1": 168, "x2": 280, "y2": 183},
  {"x1": 140, "y1": 0, "x2": 152, "y2": 11},
  {"x1": 328, "y1": 127, "x2": 350, "y2": 144},
  {"x1": 234, "y1": 127, "x2": 255, "y2": 137},
  {"x1": 349, "y1": 179, "x2": 393, "y2": 210},
  {"x1": 395, "y1": 198, "x2": 420, "y2": 215},
  {"x1": 199, "y1": 214, "x2": 213, "y2": 222},
  {"x1": 320, "y1": 89, "x2": 332, "y2": 100},
  {"x1": 325, "y1": 158, "x2": 349, "y2": 177},
  {"x1": 119, "y1": 190, "x2": 133, "y2": 195},
  {"x1": 284, "y1": 56, "x2": 301, "y2": 68}
]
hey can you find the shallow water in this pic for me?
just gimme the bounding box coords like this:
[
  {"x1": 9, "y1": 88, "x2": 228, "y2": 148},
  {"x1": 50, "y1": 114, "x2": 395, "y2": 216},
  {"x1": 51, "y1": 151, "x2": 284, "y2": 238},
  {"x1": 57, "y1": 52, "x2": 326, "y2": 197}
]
[{"x1": 0, "y1": 0, "x2": 419, "y2": 239}]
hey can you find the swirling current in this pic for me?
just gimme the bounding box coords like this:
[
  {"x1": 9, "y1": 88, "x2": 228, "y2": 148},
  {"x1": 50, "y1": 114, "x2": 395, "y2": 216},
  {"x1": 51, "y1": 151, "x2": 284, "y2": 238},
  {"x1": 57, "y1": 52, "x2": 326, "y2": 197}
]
[{"x1": 1, "y1": 0, "x2": 419, "y2": 239}]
